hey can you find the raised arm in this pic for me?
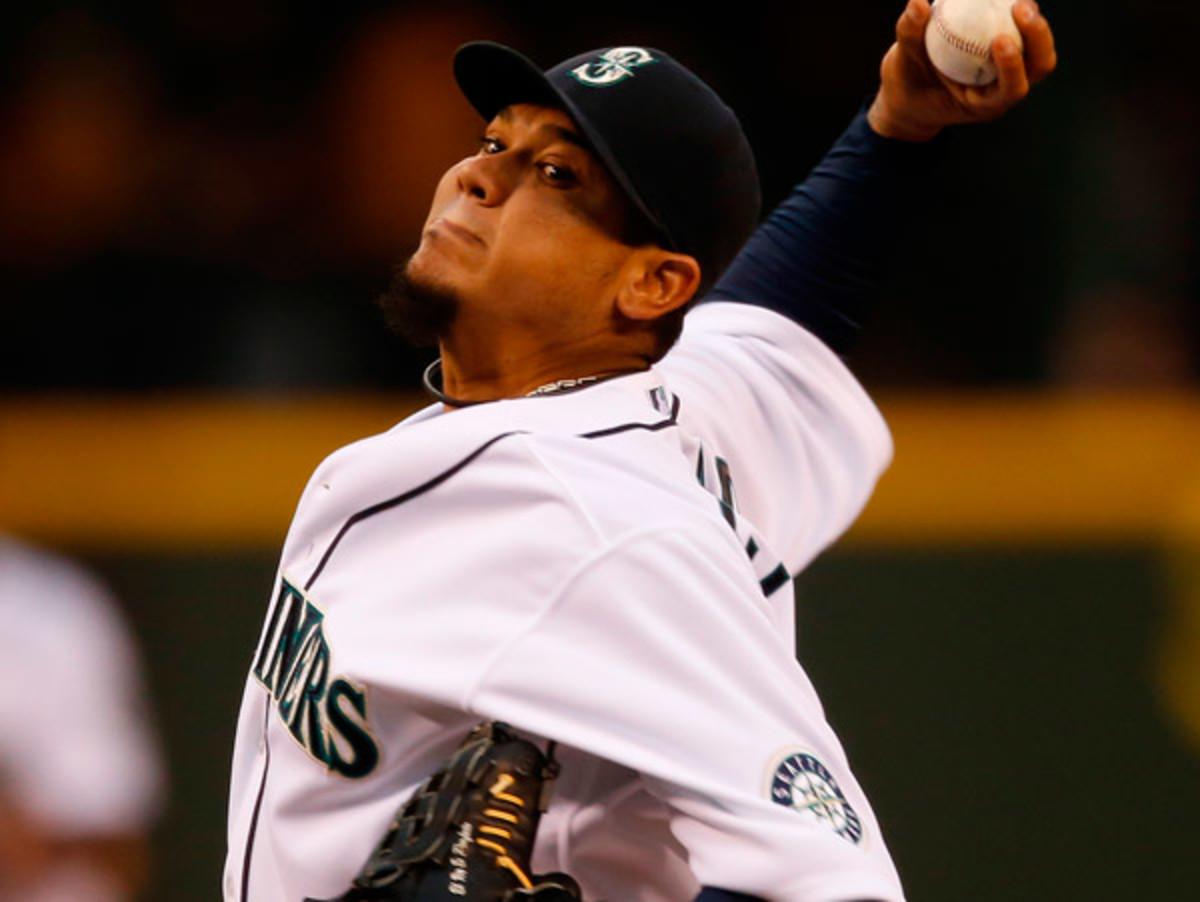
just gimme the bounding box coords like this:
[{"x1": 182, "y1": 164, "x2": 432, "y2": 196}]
[{"x1": 707, "y1": 0, "x2": 1057, "y2": 356}]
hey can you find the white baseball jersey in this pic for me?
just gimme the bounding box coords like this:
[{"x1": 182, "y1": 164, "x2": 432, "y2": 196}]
[
  {"x1": 0, "y1": 537, "x2": 165, "y2": 902},
  {"x1": 224, "y1": 301, "x2": 902, "y2": 902}
]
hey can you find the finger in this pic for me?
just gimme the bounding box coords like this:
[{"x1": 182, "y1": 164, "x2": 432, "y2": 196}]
[
  {"x1": 894, "y1": 0, "x2": 933, "y2": 54},
  {"x1": 989, "y1": 32, "x2": 1030, "y2": 107},
  {"x1": 953, "y1": 33, "x2": 1024, "y2": 121},
  {"x1": 1012, "y1": 1, "x2": 1058, "y2": 85}
]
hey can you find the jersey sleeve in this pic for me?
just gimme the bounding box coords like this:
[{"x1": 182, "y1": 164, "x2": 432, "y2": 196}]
[
  {"x1": 661, "y1": 301, "x2": 892, "y2": 575},
  {"x1": 465, "y1": 524, "x2": 906, "y2": 902}
]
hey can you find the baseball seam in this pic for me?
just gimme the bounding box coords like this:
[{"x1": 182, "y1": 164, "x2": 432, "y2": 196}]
[{"x1": 932, "y1": 7, "x2": 992, "y2": 59}]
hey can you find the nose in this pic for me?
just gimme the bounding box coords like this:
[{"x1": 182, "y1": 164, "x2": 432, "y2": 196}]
[{"x1": 455, "y1": 153, "x2": 508, "y2": 205}]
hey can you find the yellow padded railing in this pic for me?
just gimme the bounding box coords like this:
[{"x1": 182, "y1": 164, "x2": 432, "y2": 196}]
[{"x1": 2, "y1": 392, "x2": 1199, "y2": 549}]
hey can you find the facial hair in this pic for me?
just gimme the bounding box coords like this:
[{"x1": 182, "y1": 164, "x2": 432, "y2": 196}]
[{"x1": 375, "y1": 257, "x2": 459, "y2": 348}]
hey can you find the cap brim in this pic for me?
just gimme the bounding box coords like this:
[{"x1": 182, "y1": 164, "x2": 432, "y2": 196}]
[
  {"x1": 453, "y1": 42, "x2": 562, "y2": 122},
  {"x1": 452, "y1": 42, "x2": 670, "y2": 243}
]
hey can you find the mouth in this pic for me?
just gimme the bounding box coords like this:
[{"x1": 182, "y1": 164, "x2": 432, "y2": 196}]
[{"x1": 428, "y1": 217, "x2": 484, "y2": 247}]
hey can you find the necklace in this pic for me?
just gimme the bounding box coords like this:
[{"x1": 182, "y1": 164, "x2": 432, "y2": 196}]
[
  {"x1": 421, "y1": 360, "x2": 630, "y2": 408},
  {"x1": 525, "y1": 375, "x2": 603, "y2": 396}
]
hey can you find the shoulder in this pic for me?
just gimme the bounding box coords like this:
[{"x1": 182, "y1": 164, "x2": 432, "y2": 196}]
[
  {"x1": 311, "y1": 371, "x2": 697, "y2": 526},
  {"x1": 0, "y1": 538, "x2": 146, "y2": 719},
  {"x1": 0, "y1": 537, "x2": 128, "y2": 645},
  {"x1": 287, "y1": 386, "x2": 724, "y2": 574},
  {"x1": 451, "y1": 426, "x2": 725, "y2": 550},
  {"x1": 667, "y1": 300, "x2": 855, "y2": 376}
]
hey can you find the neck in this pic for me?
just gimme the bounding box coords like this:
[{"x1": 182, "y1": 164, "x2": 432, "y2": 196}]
[
  {"x1": 424, "y1": 360, "x2": 636, "y2": 408},
  {"x1": 431, "y1": 335, "x2": 650, "y2": 408}
]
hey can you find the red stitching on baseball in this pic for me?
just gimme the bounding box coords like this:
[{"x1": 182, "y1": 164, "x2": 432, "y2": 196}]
[{"x1": 932, "y1": 6, "x2": 992, "y2": 59}]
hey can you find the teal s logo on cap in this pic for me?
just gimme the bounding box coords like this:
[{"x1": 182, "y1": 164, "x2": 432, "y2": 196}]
[{"x1": 569, "y1": 46, "x2": 657, "y2": 86}]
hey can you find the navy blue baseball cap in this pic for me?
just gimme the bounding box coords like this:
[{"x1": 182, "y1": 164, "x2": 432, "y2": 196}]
[{"x1": 453, "y1": 42, "x2": 761, "y2": 290}]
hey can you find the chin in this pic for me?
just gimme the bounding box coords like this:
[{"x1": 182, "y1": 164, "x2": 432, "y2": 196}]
[{"x1": 375, "y1": 255, "x2": 460, "y2": 348}]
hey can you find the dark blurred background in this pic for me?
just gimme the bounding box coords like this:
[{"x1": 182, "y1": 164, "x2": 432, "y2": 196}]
[
  {"x1": 1, "y1": 0, "x2": 1195, "y2": 394},
  {"x1": 3, "y1": 2, "x2": 1200, "y2": 901}
]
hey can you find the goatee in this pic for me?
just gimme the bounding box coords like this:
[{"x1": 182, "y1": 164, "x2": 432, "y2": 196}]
[{"x1": 375, "y1": 258, "x2": 459, "y2": 348}]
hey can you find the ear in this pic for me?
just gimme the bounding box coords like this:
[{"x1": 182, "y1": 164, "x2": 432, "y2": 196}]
[{"x1": 614, "y1": 250, "x2": 702, "y2": 322}]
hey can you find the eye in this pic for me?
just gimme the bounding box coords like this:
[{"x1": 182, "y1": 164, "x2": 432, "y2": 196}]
[
  {"x1": 479, "y1": 135, "x2": 504, "y2": 155},
  {"x1": 538, "y1": 161, "x2": 577, "y2": 186}
]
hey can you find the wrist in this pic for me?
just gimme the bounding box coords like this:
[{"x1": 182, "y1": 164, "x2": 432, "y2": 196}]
[{"x1": 866, "y1": 94, "x2": 943, "y2": 143}]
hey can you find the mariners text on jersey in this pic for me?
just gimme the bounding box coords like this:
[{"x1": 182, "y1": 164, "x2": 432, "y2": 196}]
[{"x1": 253, "y1": 579, "x2": 378, "y2": 778}]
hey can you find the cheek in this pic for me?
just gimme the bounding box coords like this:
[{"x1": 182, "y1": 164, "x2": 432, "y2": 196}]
[
  {"x1": 490, "y1": 216, "x2": 629, "y2": 306},
  {"x1": 507, "y1": 200, "x2": 623, "y2": 266}
]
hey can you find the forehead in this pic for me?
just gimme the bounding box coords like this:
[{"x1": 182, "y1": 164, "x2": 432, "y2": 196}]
[{"x1": 493, "y1": 104, "x2": 589, "y2": 147}]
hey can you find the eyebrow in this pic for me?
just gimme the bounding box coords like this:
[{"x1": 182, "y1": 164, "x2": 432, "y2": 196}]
[
  {"x1": 495, "y1": 107, "x2": 589, "y2": 150},
  {"x1": 539, "y1": 123, "x2": 588, "y2": 149}
]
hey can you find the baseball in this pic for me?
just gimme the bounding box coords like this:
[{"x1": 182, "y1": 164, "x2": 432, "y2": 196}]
[{"x1": 925, "y1": 0, "x2": 1024, "y2": 86}]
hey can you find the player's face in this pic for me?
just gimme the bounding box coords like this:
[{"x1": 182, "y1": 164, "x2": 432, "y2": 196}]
[{"x1": 405, "y1": 104, "x2": 642, "y2": 338}]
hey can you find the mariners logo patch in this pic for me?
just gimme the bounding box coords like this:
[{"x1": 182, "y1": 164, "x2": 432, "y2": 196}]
[
  {"x1": 769, "y1": 750, "x2": 864, "y2": 844},
  {"x1": 570, "y1": 47, "x2": 657, "y2": 86}
]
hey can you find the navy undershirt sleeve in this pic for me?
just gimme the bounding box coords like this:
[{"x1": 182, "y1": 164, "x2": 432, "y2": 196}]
[
  {"x1": 705, "y1": 103, "x2": 946, "y2": 357},
  {"x1": 694, "y1": 889, "x2": 767, "y2": 902},
  {"x1": 695, "y1": 894, "x2": 888, "y2": 902}
]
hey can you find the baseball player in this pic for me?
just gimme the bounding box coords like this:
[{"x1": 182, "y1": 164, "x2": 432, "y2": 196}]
[
  {"x1": 225, "y1": 2, "x2": 1056, "y2": 900},
  {"x1": 0, "y1": 535, "x2": 165, "y2": 902}
]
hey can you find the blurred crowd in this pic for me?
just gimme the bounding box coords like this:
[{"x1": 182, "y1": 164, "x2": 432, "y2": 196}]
[{"x1": 0, "y1": 0, "x2": 1195, "y2": 392}]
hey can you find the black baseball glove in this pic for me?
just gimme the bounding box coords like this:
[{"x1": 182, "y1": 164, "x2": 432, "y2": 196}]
[{"x1": 307, "y1": 722, "x2": 581, "y2": 902}]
